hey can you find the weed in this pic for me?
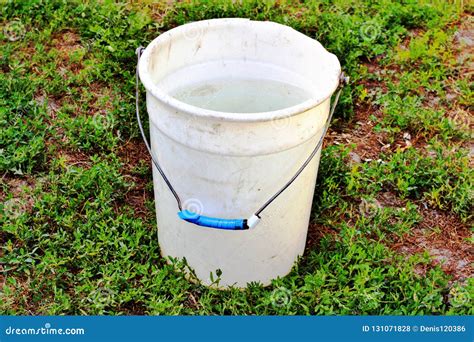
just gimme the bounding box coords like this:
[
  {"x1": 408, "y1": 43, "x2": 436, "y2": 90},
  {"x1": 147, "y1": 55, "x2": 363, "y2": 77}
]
[{"x1": 0, "y1": 0, "x2": 471, "y2": 315}]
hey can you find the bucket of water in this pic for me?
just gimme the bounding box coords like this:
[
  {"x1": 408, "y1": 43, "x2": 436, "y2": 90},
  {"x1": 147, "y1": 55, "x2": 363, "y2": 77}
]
[{"x1": 137, "y1": 18, "x2": 343, "y2": 287}]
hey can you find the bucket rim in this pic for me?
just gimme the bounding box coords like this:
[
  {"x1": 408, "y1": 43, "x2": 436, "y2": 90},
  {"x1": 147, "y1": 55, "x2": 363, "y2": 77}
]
[{"x1": 138, "y1": 18, "x2": 341, "y2": 122}]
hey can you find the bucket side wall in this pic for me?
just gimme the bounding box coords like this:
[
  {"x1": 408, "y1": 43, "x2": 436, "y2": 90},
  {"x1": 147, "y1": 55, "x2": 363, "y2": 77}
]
[
  {"x1": 146, "y1": 93, "x2": 331, "y2": 156},
  {"x1": 151, "y1": 125, "x2": 322, "y2": 287}
]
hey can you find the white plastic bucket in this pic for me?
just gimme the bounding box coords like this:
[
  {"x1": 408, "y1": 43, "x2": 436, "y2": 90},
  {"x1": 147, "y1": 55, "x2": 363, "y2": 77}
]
[{"x1": 138, "y1": 18, "x2": 341, "y2": 287}]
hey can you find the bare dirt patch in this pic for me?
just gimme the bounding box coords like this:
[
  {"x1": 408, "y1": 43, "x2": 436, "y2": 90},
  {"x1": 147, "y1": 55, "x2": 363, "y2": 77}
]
[
  {"x1": 376, "y1": 191, "x2": 407, "y2": 208},
  {"x1": 56, "y1": 149, "x2": 91, "y2": 167},
  {"x1": 336, "y1": 102, "x2": 389, "y2": 161},
  {"x1": 2, "y1": 177, "x2": 32, "y2": 194},
  {"x1": 34, "y1": 93, "x2": 61, "y2": 118},
  {"x1": 51, "y1": 30, "x2": 84, "y2": 75},
  {"x1": 306, "y1": 222, "x2": 339, "y2": 252},
  {"x1": 447, "y1": 14, "x2": 473, "y2": 154},
  {"x1": 453, "y1": 14, "x2": 474, "y2": 74},
  {"x1": 53, "y1": 30, "x2": 82, "y2": 51},
  {"x1": 392, "y1": 208, "x2": 473, "y2": 281},
  {"x1": 446, "y1": 107, "x2": 473, "y2": 133},
  {"x1": 84, "y1": 82, "x2": 117, "y2": 116},
  {"x1": 324, "y1": 56, "x2": 391, "y2": 161},
  {"x1": 324, "y1": 99, "x2": 390, "y2": 162},
  {"x1": 117, "y1": 138, "x2": 153, "y2": 218},
  {"x1": 0, "y1": 175, "x2": 35, "y2": 215}
]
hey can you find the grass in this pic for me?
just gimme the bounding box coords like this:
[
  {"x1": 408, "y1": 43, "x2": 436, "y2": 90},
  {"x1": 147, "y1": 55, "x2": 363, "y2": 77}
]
[{"x1": 1, "y1": 0, "x2": 473, "y2": 315}]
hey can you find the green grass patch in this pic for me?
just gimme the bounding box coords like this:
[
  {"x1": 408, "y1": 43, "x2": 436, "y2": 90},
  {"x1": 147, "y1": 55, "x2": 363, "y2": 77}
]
[
  {"x1": 347, "y1": 145, "x2": 473, "y2": 221},
  {"x1": 1, "y1": 0, "x2": 472, "y2": 316}
]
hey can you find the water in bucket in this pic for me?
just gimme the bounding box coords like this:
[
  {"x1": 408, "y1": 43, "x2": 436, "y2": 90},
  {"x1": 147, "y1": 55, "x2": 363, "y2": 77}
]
[
  {"x1": 159, "y1": 60, "x2": 314, "y2": 113},
  {"x1": 171, "y1": 78, "x2": 311, "y2": 113}
]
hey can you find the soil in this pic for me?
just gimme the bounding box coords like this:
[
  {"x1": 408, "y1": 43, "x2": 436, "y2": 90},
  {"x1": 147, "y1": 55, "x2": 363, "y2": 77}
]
[
  {"x1": 56, "y1": 149, "x2": 91, "y2": 167},
  {"x1": 306, "y1": 222, "x2": 339, "y2": 252},
  {"x1": 51, "y1": 30, "x2": 83, "y2": 75},
  {"x1": 117, "y1": 138, "x2": 153, "y2": 218},
  {"x1": 0, "y1": 175, "x2": 35, "y2": 214},
  {"x1": 392, "y1": 208, "x2": 473, "y2": 281},
  {"x1": 307, "y1": 17, "x2": 473, "y2": 282}
]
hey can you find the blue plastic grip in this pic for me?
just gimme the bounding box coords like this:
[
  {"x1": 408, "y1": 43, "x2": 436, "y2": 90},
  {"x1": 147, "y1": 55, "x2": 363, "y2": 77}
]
[{"x1": 178, "y1": 210, "x2": 248, "y2": 230}]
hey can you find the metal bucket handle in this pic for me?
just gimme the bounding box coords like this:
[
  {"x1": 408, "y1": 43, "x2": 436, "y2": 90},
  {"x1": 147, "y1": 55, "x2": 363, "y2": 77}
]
[{"x1": 135, "y1": 46, "x2": 348, "y2": 230}]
